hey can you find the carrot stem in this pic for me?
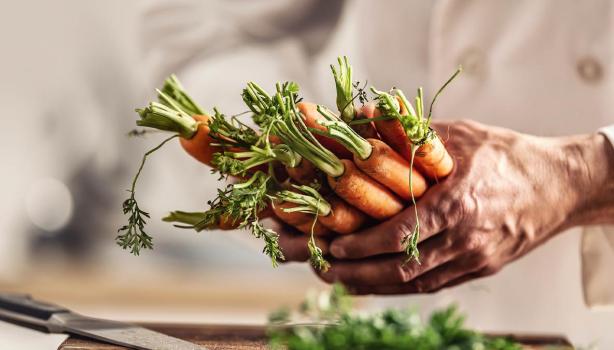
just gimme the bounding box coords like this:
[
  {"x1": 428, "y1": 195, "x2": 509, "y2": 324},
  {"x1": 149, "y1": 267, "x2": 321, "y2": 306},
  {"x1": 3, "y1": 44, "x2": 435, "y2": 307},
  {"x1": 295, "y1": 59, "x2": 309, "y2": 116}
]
[
  {"x1": 159, "y1": 74, "x2": 206, "y2": 116},
  {"x1": 135, "y1": 98, "x2": 199, "y2": 139},
  {"x1": 243, "y1": 82, "x2": 346, "y2": 178},
  {"x1": 331, "y1": 56, "x2": 355, "y2": 123},
  {"x1": 314, "y1": 105, "x2": 372, "y2": 160},
  {"x1": 275, "y1": 185, "x2": 331, "y2": 216}
]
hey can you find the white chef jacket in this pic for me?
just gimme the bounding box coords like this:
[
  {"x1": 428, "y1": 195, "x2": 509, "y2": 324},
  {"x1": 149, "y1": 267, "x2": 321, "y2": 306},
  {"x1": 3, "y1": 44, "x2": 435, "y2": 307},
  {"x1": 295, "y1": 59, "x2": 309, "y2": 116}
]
[{"x1": 141, "y1": 0, "x2": 614, "y2": 345}]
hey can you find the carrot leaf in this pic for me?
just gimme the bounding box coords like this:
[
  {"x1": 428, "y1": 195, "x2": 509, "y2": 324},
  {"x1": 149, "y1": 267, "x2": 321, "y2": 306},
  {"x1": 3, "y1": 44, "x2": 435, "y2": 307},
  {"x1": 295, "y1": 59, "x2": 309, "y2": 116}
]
[
  {"x1": 331, "y1": 56, "x2": 356, "y2": 122},
  {"x1": 208, "y1": 107, "x2": 260, "y2": 149},
  {"x1": 244, "y1": 81, "x2": 345, "y2": 177},
  {"x1": 159, "y1": 74, "x2": 206, "y2": 116},
  {"x1": 164, "y1": 171, "x2": 285, "y2": 266},
  {"x1": 117, "y1": 134, "x2": 178, "y2": 255},
  {"x1": 315, "y1": 104, "x2": 373, "y2": 160},
  {"x1": 135, "y1": 100, "x2": 198, "y2": 139}
]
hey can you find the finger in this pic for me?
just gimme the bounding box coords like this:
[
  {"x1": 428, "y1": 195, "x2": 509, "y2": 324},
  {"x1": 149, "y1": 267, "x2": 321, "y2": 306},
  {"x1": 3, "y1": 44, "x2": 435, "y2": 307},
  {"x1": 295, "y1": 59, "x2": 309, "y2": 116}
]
[
  {"x1": 278, "y1": 230, "x2": 330, "y2": 263},
  {"x1": 319, "y1": 235, "x2": 463, "y2": 286},
  {"x1": 329, "y1": 185, "x2": 463, "y2": 259},
  {"x1": 435, "y1": 264, "x2": 500, "y2": 291},
  {"x1": 346, "y1": 257, "x2": 484, "y2": 295},
  {"x1": 318, "y1": 255, "x2": 406, "y2": 286}
]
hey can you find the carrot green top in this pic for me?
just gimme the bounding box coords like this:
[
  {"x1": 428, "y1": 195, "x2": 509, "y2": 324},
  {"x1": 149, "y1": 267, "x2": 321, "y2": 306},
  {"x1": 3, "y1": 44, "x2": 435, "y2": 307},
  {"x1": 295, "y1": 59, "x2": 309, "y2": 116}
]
[
  {"x1": 331, "y1": 56, "x2": 356, "y2": 123},
  {"x1": 242, "y1": 81, "x2": 346, "y2": 178}
]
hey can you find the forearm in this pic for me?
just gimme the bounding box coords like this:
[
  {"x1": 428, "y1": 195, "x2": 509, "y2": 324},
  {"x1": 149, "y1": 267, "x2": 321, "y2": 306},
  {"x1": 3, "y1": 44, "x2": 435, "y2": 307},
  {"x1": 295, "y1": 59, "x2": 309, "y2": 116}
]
[{"x1": 565, "y1": 132, "x2": 614, "y2": 226}]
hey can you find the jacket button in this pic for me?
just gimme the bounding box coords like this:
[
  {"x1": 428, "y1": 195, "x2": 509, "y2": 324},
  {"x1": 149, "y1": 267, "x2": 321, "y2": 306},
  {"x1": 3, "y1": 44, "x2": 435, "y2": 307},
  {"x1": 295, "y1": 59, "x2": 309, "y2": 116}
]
[{"x1": 577, "y1": 56, "x2": 603, "y2": 83}]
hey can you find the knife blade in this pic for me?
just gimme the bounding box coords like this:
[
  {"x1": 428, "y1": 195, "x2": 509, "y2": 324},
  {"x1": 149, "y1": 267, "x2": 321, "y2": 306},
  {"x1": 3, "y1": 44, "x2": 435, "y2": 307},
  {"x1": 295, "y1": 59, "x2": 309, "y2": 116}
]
[{"x1": 0, "y1": 293, "x2": 205, "y2": 350}]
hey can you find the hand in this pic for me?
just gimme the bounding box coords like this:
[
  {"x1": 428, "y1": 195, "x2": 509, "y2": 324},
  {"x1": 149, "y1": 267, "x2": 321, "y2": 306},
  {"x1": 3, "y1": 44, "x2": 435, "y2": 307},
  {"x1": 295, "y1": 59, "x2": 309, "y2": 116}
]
[{"x1": 314, "y1": 120, "x2": 614, "y2": 295}]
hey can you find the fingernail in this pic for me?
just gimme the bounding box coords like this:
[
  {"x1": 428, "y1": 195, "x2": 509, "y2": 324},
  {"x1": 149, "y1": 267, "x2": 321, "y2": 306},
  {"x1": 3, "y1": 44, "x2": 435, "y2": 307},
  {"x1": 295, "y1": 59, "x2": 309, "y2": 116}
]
[
  {"x1": 320, "y1": 268, "x2": 335, "y2": 281},
  {"x1": 330, "y1": 243, "x2": 346, "y2": 258}
]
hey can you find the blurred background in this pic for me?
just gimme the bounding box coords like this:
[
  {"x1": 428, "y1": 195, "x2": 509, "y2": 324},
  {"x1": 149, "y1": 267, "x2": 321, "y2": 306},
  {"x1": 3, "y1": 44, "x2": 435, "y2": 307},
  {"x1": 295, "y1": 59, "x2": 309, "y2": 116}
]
[{"x1": 1, "y1": 0, "x2": 613, "y2": 349}]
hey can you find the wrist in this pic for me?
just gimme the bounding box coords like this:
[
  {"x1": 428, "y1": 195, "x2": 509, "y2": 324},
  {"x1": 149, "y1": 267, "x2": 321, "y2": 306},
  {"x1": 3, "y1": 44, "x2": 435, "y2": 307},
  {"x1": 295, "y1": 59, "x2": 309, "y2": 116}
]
[{"x1": 561, "y1": 132, "x2": 614, "y2": 227}]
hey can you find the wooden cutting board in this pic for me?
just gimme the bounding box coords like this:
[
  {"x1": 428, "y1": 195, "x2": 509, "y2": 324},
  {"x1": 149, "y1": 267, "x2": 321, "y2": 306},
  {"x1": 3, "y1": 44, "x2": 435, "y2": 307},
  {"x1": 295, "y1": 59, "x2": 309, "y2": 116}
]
[{"x1": 58, "y1": 324, "x2": 573, "y2": 350}]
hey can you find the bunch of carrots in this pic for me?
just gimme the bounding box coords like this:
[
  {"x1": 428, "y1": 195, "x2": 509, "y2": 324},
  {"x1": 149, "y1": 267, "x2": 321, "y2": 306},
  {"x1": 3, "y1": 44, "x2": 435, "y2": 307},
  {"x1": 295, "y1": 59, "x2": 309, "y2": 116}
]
[{"x1": 118, "y1": 56, "x2": 461, "y2": 270}]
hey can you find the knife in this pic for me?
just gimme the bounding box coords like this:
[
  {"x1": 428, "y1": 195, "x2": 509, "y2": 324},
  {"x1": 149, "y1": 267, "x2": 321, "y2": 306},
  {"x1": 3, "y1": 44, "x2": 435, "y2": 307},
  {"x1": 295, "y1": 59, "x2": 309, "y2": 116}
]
[{"x1": 0, "y1": 293, "x2": 205, "y2": 350}]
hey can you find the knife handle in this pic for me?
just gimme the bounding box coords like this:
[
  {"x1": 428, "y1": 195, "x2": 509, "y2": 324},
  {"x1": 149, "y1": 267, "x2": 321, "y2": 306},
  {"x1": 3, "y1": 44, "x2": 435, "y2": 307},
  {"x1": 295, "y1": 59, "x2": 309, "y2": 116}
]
[{"x1": 0, "y1": 293, "x2": 68, "y2": 333}]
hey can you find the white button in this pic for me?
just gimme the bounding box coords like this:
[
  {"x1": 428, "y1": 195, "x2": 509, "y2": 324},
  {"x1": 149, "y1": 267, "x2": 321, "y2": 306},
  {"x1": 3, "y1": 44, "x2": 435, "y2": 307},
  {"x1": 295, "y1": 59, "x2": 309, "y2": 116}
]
[
  {"x1": 458, "y1": 47, "x2": 486, "y2": 76},
  {"x1": 577, "y1": 56, "x2": 603, "y2": 83}
]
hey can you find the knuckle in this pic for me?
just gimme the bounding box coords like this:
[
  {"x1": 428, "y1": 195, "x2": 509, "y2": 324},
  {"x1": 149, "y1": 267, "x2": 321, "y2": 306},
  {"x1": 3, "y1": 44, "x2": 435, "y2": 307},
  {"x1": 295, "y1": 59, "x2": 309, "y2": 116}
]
[
  {"x1": 395, "y1": 263, "x2": 411, "y2": 283},
  {"x1": 397, "y1": 260, "x2": 420, "y2": 283},
  {"x1": 461, "y1": 232, "x2": 487, "y2": 252},
  {"x1": 456, "y1": 194, "x2": 477, "y2": 218},
  {"x1": 412, "y1": 278, "x2": 426, "y2": 293},
  {"x1": 391, "y1": 222, "x2": 414, "y2": 252}
]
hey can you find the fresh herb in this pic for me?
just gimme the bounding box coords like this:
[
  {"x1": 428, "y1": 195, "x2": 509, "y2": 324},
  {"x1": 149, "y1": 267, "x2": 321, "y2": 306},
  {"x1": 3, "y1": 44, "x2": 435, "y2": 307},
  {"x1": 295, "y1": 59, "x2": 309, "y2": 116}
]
[{"x1": 268, "y1": 284, "x2": 521, "y2": 350}]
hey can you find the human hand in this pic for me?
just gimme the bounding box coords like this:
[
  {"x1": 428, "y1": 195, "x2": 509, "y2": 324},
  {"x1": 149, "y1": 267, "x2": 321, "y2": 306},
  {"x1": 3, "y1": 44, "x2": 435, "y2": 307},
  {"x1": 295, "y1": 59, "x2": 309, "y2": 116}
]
[{"x1": 312, "y1": 120, "x2": 614, "y2": 294}]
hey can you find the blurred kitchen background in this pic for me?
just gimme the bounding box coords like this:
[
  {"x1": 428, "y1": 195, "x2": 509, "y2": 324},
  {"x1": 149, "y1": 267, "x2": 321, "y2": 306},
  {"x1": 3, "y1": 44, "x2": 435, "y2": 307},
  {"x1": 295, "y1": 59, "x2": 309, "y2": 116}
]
[{"x1": 1, "y1": 0, "x2": 613, "y2": 348}]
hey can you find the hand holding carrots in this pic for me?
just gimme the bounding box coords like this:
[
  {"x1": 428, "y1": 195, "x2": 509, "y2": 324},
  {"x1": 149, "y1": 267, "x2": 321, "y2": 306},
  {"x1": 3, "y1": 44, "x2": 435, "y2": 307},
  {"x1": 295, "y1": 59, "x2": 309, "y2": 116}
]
[{"x1": 293, "y1": 120, "x2": 614, "y2": 294}]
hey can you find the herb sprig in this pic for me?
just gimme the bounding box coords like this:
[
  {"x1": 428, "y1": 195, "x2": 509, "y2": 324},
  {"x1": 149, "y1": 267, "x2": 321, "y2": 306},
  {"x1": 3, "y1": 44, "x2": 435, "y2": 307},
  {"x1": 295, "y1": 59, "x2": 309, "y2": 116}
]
[{"x1": 268, "y1": 285, "x2": 521, "y2": 350}]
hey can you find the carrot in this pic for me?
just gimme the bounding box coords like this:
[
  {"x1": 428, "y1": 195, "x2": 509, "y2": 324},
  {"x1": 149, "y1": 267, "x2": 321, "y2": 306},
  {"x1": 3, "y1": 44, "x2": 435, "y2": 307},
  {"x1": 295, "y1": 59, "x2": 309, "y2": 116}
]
[
  {"x1": 177, "y1": 114, "x2": 220, "y2": 166},
  {"x1": 323, "y1": 57, "x2": 427, "y2": 199},
  {"x1": 315, "y1": 105, "x2": 427, "y2": 200},
  {"x1": 297, "y1": 101, "x2": 353, "y2": 159},
  {"x1": 318, "y1": 195, "x2": 366, "y2": 234},
  {"x1": 243, "y1": 82, "x2": 404, "y2": 220},
  {"x1": 271, "y1": 201, "x2": 313, "y2": 226},
  {"x1": 355, "y1": 139, "x2": 427, "y2": 199},
  {"x1": 370, "y1": 68, "x2": 462, "y2": 181},
  {"x1": 353, "y1": 105, "x2": 379, "y2": 139},
  {"x1": 362, "y1": 101, "x2": 412, "y2": 160},
  {"x1": 414, "y1": 135, "x2": 454, "y2": 179},
  {"x1": 275, "y1": 186, "x2": 366, "y2": 234},
  {"x1": 295, "y1": 220, "x2": 330, "y2": 236},
  {"x1": 327, "y1": 159, "x2": 403, "y2": 220},
  {"x1": 366, "y1": 99, "x2": 454, "y2": 180}
]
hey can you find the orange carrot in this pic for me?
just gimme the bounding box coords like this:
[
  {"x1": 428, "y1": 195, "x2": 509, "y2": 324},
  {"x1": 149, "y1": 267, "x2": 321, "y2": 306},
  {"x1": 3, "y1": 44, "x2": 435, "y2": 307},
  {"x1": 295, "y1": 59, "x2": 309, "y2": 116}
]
[
  {"x1": 362, "y1": 101, "x2": 413, "y2": 160},
  {"x1": 327, "y1": 159, "x2": 403, "y2": 220},
  {"x1": 295, "y1": 221, "x2": 331, "y2": 236},
  {"x1": 178, "y1": 114, "x2": 220, "y2": 166},
  {"x1": 354, "y1": 139, "x2": 427, "y2": 200},
  {"x1": 370, "y1": 69, "x2": 461, "y2": 181},
  {"x1": 318, "y1": 195, "x2": 366, "y2": 234},
  {"x1": 272, "y1": 201, "x2": 313, "y2": 226},
  {"x1": 315, "y1": 106, "x2": 427, "y2": 200},
  {"x1": 353, "y1": 104, "x2": 380, "y2": 139},
  {"x1": 272, "y1": 201, "x2": 330, "y2": 236},
  {"x1": 414, "y1": 135, "x2": 454, "y2": 179},
  {"x1": 366, "y1": 100, "x2": 455, "y2": 180},
  {"x1": 244, "y1": 82, "x2": 405, "y2": 220},
  {"x1": 297, "y1": 101, "x2": 353, "y2": 159}
]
